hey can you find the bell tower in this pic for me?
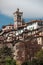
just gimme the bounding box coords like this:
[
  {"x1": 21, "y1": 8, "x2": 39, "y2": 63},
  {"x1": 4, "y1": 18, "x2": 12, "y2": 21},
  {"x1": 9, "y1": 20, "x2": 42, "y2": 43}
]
[{"x1": 13, "y1": 8, "x2": 23, "y2": 29}]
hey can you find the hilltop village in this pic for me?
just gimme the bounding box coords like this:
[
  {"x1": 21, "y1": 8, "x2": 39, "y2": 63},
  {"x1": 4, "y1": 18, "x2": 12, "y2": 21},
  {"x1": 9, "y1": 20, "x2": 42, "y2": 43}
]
[{"x1": 0, "y1": 9, "x2": 43, "y2": 65}]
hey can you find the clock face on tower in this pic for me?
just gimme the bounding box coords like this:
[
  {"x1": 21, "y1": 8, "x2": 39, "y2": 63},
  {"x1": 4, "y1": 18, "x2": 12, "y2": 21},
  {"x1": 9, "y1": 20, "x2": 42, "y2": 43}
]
[{"x1": 18, "y1": 21, "x2": 21, "y2": 26}]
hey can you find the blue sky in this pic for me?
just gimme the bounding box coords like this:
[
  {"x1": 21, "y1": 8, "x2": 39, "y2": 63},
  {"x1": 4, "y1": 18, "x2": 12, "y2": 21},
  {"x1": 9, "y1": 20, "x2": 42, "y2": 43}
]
[
  {"x1": 0, "y1": 0, "x2": 43, "y2": 28},
  {"x1": 0, "y1": 13, "x2": 14, "y2": 29}
]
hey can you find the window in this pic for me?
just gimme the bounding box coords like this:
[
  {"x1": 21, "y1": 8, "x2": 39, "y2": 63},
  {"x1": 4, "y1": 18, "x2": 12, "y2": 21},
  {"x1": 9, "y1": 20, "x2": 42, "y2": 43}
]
[
  {"x1": 38, "y1": 21, "x2": 43, "y2": 26},
  {"x1": 29, "y1": 27, "x2": 34, "y2": 30}
]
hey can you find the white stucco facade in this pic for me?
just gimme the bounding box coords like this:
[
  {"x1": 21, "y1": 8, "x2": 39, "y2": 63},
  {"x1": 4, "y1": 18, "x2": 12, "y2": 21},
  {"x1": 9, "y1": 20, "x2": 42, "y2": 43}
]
[{"x1": 27, "y1": 22, "x2": 38, "y2": 30}]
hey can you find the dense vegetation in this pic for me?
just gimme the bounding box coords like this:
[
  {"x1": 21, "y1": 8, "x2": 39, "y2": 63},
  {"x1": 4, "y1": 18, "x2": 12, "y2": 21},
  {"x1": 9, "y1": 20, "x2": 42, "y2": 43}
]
[
  {"x1": 22, "y1": 49, "x2": 43, "y2": 65},
  {"x1": 0, "y1": 46, "x2": 43, "y2": 65},
  {"x1": 0, "y1": 45, "x2": 16, "y2": 65}
]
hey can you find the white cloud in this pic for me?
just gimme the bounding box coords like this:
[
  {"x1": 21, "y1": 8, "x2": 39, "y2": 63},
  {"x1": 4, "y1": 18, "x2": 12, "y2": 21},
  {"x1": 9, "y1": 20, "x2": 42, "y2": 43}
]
[{"x1": 0, "y1": 0, "x2": 43, "y2": 18}]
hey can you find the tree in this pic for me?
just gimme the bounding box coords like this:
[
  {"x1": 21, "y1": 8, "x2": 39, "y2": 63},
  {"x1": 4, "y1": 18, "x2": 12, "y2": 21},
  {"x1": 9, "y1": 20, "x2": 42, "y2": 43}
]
[
  {"x1": 21, "y1": 61, "x2": 32, "y2": 65},
  {"x1": 31, "y1": 58, "x2": 38, "y2": 65},
  {"x1": 0, "y1": 45, "x2": 13, "y2": 65},
  {"x1": 35, "y1": 49, "x2": 43, "y2": 65},
  {"x1": 5, "y1": 57, "x2": 16, "y2": 65},
  {"x1": 35, "y1": 49, "x2": 43, "y2": 60}
]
